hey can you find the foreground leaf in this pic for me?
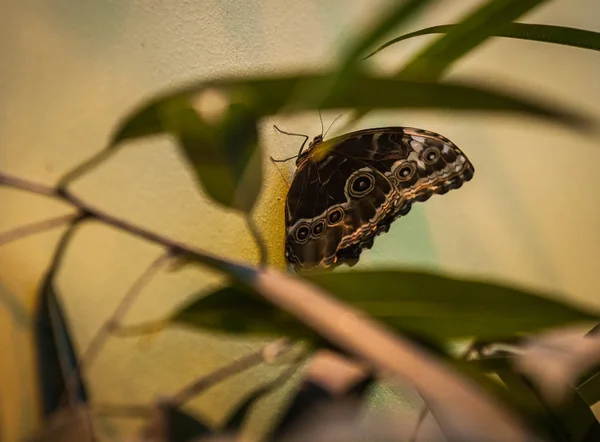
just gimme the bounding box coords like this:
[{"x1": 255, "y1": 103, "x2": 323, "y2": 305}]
[
  {"x1": 513, "y1": 327, "x2": 600, "y2": 406},
  {"x1": 175, "y1": 285, "x2": 322, "y2": 343},
  {"x1": 340, "y1": 0, "x2": 439, "y2": 68},
  {"x1": 236, "y1": 268, "x2": 535, "y2": 441},
  {"x1": 174, "y1": 269, "x2": 598, "y2": 342},
  {"x1": 366, "y1": 23, "x2": 600, "y2": 59},
  {"x1": 578, "y1": 371, "x2": 600, "y2": 406},
  {"x1": 495, "y1": 369, "x2": 600, "y2": 442},
  {"x1": 306, "y1": 270, "x2": 599, "y2": 340},
  {"x1": 24, "y1": 406, "x2": 93, "y2": 442},
  {"x1": 137, "y1": 405, "x2": 212, "y2": 442},
  {"x1": 160, "y1": 98, "x2": 262, "y2": 212},
  {"x1": 112, "y1": 71, "x2": 594, "y2": 148},
  {"x1": 35, "y1": 277, "x2": 87, "y2": 417},
  {"x1": 171, "y1": 262, "x2": 540, "y2": 439},
  {"x1": 396, "y1": 0, "x2": 548, "y2": 80}
]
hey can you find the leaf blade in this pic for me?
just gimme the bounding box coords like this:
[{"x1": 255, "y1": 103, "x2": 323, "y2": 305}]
[
  {"x1": 340, "y1": 0, "x2": 439, "y2": 68},
  {"x1": 173, "y1": 269, "x2": 599, "y2": 342},
  {"x1": 111, "y1": 72, "x2": 595, "y2": 149},
  {"x1": 396, "y1": 0, "x2": 549, "y2": 81},
  {"x1": 159, "y1": 98, "x2": 262, "y2": 212},
  {"x1": 366, "y1": 23, "x2": 600, "y2": 59}
]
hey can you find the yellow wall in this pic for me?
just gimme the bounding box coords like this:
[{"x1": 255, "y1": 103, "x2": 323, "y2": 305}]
[{"x1": 1, "y1": 0, "x2": 599, "y2": 440}]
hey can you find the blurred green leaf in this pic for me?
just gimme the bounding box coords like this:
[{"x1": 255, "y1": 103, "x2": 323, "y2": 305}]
[
  {"x1": 25, "y1": 406, "x2": 93, "y2": 442},
  {"x1": 578, "y1": 371, "x2": 600, "y2": 406},
  {"x1": 554, "y1": 390, "x2": 600, "y2": 442},
  {"x1": 306, "y1": 270, "x2": 599, "y2": 340},
  {"x1": 397, "y1": 0, "x2": 548, "y2": 81},
  {"x1": 174, "y1": 285, "x2": 323, "y2": 344},
  {"x1": 496, "y1": 369, "x2": 600, "y2": 442},
  {"x1": 35, "y1": 222, "x2": 88, "y2": 418},
  {"x1": 111, "y1": 72, "x2": 594, "y2": 150},
  {"x1": 366, "y1": 23, "x2": 600, "y2": 59},
  {"x1": 159, "y1": 98, "x2": 262, "y2": 212},
  {"x1": 173, "y1": 269, "x2": 598, "y2": 342},
  {"x1": 312, "y1": 0, "x2": 439, "y2": 110},
  {"x1": 340, "y1": 0, "x2": 438, "y2": 68},
  {"x1": 163, "y1": 406, "x2": 213, "y2": 442}
]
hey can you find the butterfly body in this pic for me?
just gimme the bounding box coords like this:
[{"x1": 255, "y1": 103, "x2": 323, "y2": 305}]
[{"x1": 284, "y1": 127, "x2": 474, "y2": 272}]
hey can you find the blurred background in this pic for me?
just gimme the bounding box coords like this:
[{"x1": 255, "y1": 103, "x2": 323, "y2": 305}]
[{"x1": 1, "y1": 0, "x2": 599, "y2": 440}]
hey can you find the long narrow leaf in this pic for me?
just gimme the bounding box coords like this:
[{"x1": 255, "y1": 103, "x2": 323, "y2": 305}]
[
  {"x1": 160, "y1": 99, "x2": 262, "y2": 212},
  {"x1": 111, "y1": 72, "x2": 594, "y2": 148},
  {"x1": 340, "y1": 0, "x2": 438, "y2": 67},
  {"x1": 578, "y1": 371, "x2": 600, "y2": 406},
  {"x1": 173, "y1": 269, "x2": 599, "y2": 342},
  {"x1": 366, "y1": 23, "x2": 600, "y2": 59},
  {"x1": 35, "y1": 278, "x2": 87, "y2": 417},
  {"x1": 396, "y1": 0, "x2": 548, "y2": 80}
]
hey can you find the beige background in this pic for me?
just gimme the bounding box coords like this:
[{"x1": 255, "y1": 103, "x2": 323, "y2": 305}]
[{"x1": 1, "y1": 0, "x2": 599, "y2": 440}]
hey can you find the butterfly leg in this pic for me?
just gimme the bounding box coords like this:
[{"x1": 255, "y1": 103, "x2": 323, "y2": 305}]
[{"x1": 272, "y1": 125, "x2": 309, "y2": 158}]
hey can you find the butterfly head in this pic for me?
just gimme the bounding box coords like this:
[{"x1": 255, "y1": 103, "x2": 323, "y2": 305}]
[{"x1": 295, "y1": 134, "x2": 324, "y2": 166}]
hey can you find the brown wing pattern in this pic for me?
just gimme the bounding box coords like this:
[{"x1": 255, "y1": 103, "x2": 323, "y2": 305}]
[{"x1": 284, "y1": 127, "x2": 474, "y2": 272}]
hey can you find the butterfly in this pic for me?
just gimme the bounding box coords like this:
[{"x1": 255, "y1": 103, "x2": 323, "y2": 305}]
[{"x1": 275, "y1": 125, "x2": 474, "y2": 272}]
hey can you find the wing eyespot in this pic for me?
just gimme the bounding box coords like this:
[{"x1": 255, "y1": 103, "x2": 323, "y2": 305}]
[
  {"x1": 347, "y1": 172, "x2": 375, "y2": 198},
  {"x1": 327, "y1": 207, "x2": 344, "y2": 226},
  {"x1": 294, "y1": 224, "x2": 311, "y2": 244},
  {"x1": 423, "y1": 146, "x2": 441, "y2": 164},
  {"x1": 311, "y1": 219, "x2": 326, "y2": 239},
  {"x1": 395, "y1": 162, "x2": 415, "y2": 181}
]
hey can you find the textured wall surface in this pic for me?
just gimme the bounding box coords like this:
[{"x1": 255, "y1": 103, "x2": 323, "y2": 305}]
[{"x1": 1, "y1": 0, "x2": 599, "y2": 440}]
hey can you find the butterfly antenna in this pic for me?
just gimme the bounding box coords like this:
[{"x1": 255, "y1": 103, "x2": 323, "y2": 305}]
[
  {"x1": 319, "y1": 110, "x2": 324, "y2": 136},
  {"x1": 324, "y1": 113, "x2": 343, "y2": 138}
]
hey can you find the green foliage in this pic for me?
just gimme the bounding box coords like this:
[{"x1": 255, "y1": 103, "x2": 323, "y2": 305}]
[
  {"x1": 365, "y1": 23, "x2": 600, "y2": 59},
  {"x1": 395, "y1": 0, "x2": 549, "y2": 80},
  {"x1": 161, "y1": 98, "x2": 261, "y2": 212},
  {"x1": 173, "y1": 270, "x2": 598, "y2": 341},
  {"x1": 18, "y1": 0, "x2": 600, "y2": 441}
]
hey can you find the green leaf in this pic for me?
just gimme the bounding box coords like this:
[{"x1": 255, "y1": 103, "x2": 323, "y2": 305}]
[
  {"x1": 34, "y1": 220, "x2": 89, "y2": 418},
  {"x1": 112, "y1": 72, "x2": 594, "y2": 150},
  {"x1": 397, "y1": 0, "x2": 549, "y2": 81},
  {"x1": 314, "y1": 0, "x2": 440, "y2": 111},
  {"x1": 366, "y1": 23, "x2": 600, "y2": 59},
  {"x1": 496, "y1": 369, "x2": 600, "y2": 442},
  {"x1": 162, "y1": 406, "x2": 213, "y2": 442},
  {"x1": 306, "y1": 270, "x2": 599, "y2": 340},
  {"x1": 340, "y1": 0, "x2": 438, "y2": 68},
  {"x1": 159, "y1": 98, "x2": 262, "y2": 212},
  {"x1": 578, "y1": 371, "x2": 600, "y2": 406},
  {"x1": 173, "y1": 269, "x2": 599, "y2": 342},
  {"x1": 174, "y1": 285, "x2": 323, "y2": 344}
]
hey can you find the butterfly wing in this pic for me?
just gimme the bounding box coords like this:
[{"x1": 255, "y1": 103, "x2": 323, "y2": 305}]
[{"x1": 284, "y1": 127, "x2": 474, "y2": 271}]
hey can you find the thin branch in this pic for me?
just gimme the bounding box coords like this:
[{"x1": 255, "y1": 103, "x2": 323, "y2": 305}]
[
  {"x1": 167, "y1": 338, "x2": 292, "y2": 406},
  {"x1": 0, "y1": 170, "x2": 248, "y2": 276},
  {"x1": 79, "y1": 250, "x2": 174, "y2": 373},
  {"x1": 409, "y1": 339, "x2": 487, "y2": 442},
  {"x1": 109, "y1": 318, "x2": 169, "y2": 337},
  {"x1": 0, "y1": 213, "x2": 79, "y2": 247},
  {"x1": 409, "y1": 406, "x2": 430, "y2": 442},
  {"x1": 0, "y1": 173, "x2": 60, "y2": 197},
  {"x1": 56, "y1": 148, "x2": 116, "y2": 190},
  {"x1": 93, "y1": 403, "x2": 153, "y2": 419}
]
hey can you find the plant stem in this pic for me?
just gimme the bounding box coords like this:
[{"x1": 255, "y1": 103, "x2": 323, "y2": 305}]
[
  {"x1": 0, "y1": 170, "x2": 249, "y2": 275},
  {"x1": 168, "y1": 338, "x2": 291, "y2": 406},
  {"x1": 0, "y1": 213, "x2": 79, "y2": 247},
  {"x1": 79, "y1": 250, "x2": 174, "y2": 374}
]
